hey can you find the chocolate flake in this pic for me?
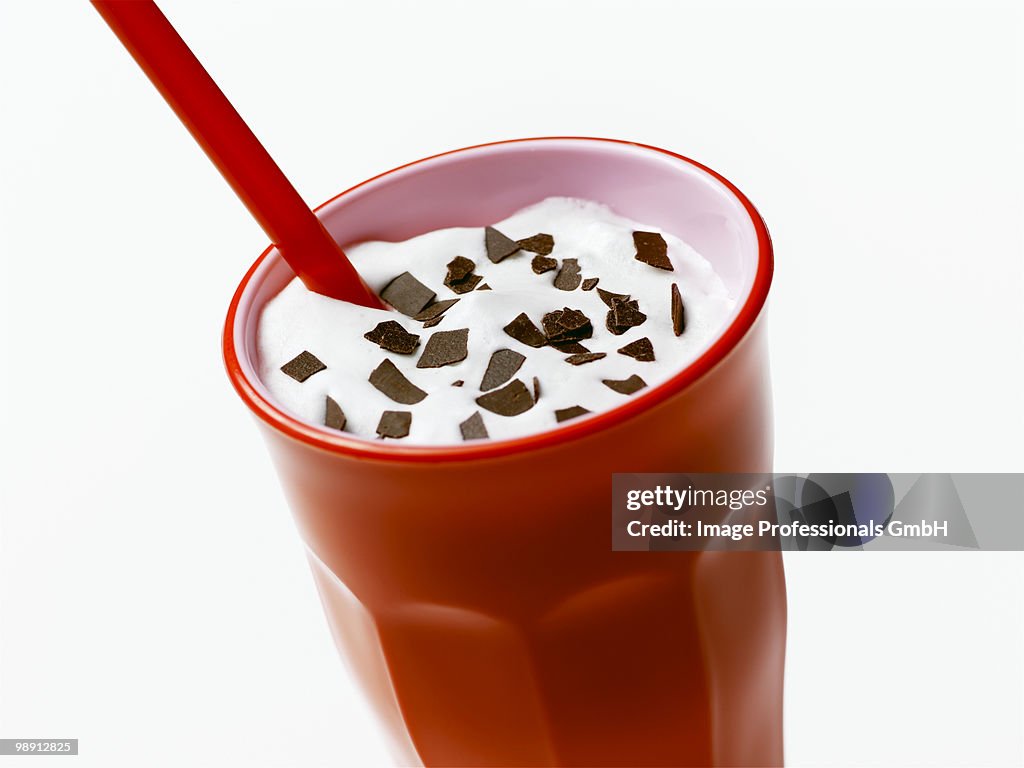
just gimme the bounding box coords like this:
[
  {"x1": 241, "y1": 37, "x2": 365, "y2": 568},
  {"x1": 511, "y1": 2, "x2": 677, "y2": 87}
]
[
  {"x1": 550, "y1": 340, "x2": 590, "y2": 354},
  {"x1": 381, "y1": 272, "x2": 436, "y2": 316},
  {"x1": 531, "y1": 254, "x2": 557, "y2": 274},
  {"x1": 459, "y1": 411, "x2": 489, "y2": 441},
  {"x1": 555, "y1": 405, "x2": 590, "y2": 423},
  {"x1": 671, "y1": 283, "x2": 686, "y2": 336},
  {"x1": 597, "y1": 287, "x2": 630, "y2": 308},
  {"x1": 517, "y1": 233, "x2": 554, "y2": 255},
  {"x1": 448, "y1": 274, "x2": 482, "y2": 294},
  {"x1": 413, "y1": 298, "x2": 459, "y2": 322},
  {"x1": 602, "y1": 296, "x2": 651, "y2": 337},
  {"x1": 280, "y1": 351, "x2": 326, "y2": 382},
  {"x1": 485, "y1": 226, "x2": 520, "y2": 263},
  {"x1": 581, "y1": 277, "x2": 599, "y2": 291},
  {"x1": 476, "y1": 378, "x2": 535, "y2": 417},
  {"x1": 553, "y1": 258, "x2": 582, "y2": 291},
  {"x1": 565, "y1": 352, "x2": 607, "y2": 366},
  {"x1": 532, "y1": 376, "x2": 541, "y2": 401},
  {"x1": 363, "y1": 320, "x2": 420, "y2": 354},
  {"x1": 422, "y1": 316, "x2": 444, "y2": 328},
  {"x1": 444, "y1": 256, "x2": 482, "y2": 295},
  {"x1": 445, "y1": 256, "x2": 475, "y2": 283},
  {"x1": 542, "y1": 307, "x2": 593, "y2": 344},
  {"x1": 633, "y1": 231, "x2": 673, "y2": 271},
  {"x1": 324, "y1": 396, "x2": 347, "y2": 430},
  {"x1": 452, "y1": 380, "x2": 464, "y2": 387},
  {"x1": 602, "y1": 374, "x2": 647, "y2": 395},
  {"x1": 477, "y1": 284, "x2": 492, "y2": 291},
  {"x1": 480, "y1": 349, "x2": 526, "y2": 391},
  {"x1": 617, "y1": 337, "x2": 655, "y2": 362},
  {"x1": 417, "y1": 328, "x2": 469, "y2": 368},
  {"x1": 369, "y1": 359, "x2": 427, "y2": 404},
  {"x1": 503, "y1": 312, "x2": 547, "y2": 348},
  {"x1": 606, "y1": 296, "x2": 647, "y2": 335},
  {"x1": 376, "y1": 410, "x2": 412, "y2": 439}
]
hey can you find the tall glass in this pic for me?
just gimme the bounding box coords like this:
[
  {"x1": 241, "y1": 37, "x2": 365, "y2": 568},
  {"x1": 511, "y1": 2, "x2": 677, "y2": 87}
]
[{"x1": 224, "y1": 138, "x2": 783, "y2": 767}]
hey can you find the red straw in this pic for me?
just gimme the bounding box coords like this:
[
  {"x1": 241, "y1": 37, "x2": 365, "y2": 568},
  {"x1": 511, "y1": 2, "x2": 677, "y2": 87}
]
[{"x1": 92, "y1": 1, "x2": 383, "y2": 308}]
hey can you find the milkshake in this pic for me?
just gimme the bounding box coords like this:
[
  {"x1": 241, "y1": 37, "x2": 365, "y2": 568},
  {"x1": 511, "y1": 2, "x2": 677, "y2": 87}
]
[
  {"x1": 258, "y1": 197, "x2": 734, "y2": 443},
  {"x1": 225, "y1": 138, "x2": 782, "y2": 767},
  {"x1": 87, "y1": 8, "x2": 782, "y2": 759}
]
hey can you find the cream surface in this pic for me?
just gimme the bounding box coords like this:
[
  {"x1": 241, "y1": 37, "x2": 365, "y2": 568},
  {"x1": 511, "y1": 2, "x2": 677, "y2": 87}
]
[{"x1": 257, "y1": 197, "x2": 735, "y2": 444}]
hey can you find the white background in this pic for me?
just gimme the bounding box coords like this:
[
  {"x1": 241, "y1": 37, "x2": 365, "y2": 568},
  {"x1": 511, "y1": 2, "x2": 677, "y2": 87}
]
[{"x1": 2, "y1": 1, "x2": 1023, "y2": 765}]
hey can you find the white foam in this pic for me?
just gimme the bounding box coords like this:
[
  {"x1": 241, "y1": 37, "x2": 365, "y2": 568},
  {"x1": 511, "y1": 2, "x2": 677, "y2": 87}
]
[{"x1": 257, "y1": 197, "x2": 734, "y2": 444}]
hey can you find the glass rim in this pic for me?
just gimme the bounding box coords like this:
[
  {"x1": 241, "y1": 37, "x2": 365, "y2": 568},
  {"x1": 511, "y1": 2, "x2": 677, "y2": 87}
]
[{"x1": 222, "y1": 136, "x2": 774, "y2": 463}]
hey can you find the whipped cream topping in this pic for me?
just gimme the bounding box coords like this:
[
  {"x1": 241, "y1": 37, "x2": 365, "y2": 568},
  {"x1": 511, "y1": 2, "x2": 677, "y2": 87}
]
[{"x1": 257, "y1": 197, "x2": 735, "y2": 445}]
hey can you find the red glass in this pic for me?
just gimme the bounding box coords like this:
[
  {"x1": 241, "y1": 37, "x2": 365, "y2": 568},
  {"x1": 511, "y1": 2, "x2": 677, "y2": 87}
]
[{"x1": 224, "y1": 138, "x2": 784, "y2": 767}]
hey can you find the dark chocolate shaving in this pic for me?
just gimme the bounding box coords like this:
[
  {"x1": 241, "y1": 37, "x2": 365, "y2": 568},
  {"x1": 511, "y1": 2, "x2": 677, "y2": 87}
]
[
  {"x1": 553, "y1": 258, "x2": 582, "y2": 291},
  {"x1": 602, "y1": 374, "x2": 647, "y2": 395},
  {"x1": 445, "y1": 255, "x2": 475, "y2": 283},
  {"x1": 633, "y1": 231, "x2": 673, "y2": 271},
  {"x1": 280, "y1": 351, "x2": 326, "y2": 382},
  {"x1": 477, "y1": 284, "x2": 492, "y2": 291},
  {"x1": 671, "y1": 283, "x2": 686, "y2": 336},
  {"x1": 475, "y1": 378, "x2": 534, "y2": 417},
  {"x1": 324, "y1": 396, "x2": 347, "y2": 430},
  {"x1": 480, "y1": 349, "x2": 526, "y2": 391},
  {"x1": 452, "y1": 380, "x2": 464, "y2": 387},
  {"x1": 376, "y1": 410, "x2": 411, "y2": 439},
  {"x1": 459, "y1": 411, "x2": 489, "y2": 441},
  {"x1": 553, "y1": 307, "x2": 589, "y2": 332},
  {"x1": 531, "y1": 254, "x2": 557, "y2": 274},
  {"x1": 503, "y1": 313, "x2": 547, "y2": 348},
  {"x1": 617, "y1": 337, "x2": 655, "y2": 362},
  {"x1": 363, "y1": 320, "x2": 420, "y2": 355},
  {"x1": 381, "y1": 272, "x2": 436, "y2": 316},
  {"x1": 444, "y1": 255, "x2": 482, "y2": 295},
  {"x1": 549, "y1": 340, "x2": 590, "y2": 354},
  {"x1": 581, "y1": 277, "x2": 599, "y2": 291},
  {"x1": 532, "y1": 376, "x2": 541, "y2": 401},
  {"x1": 517, "y1": 233, "x2": 554, "y2": 255},
  {"x1": 555, "y1": 405, "x2": 590, "y2": 423},
  {"x1": 541, "y1": 307, "x2": 593, "y2": 344},
  {"x1": 606, "y1": 296, "x2": 647, "y2": 335},
  {"x1": 369, "y1": 359, "x2": 427, "y2": 404},
  {"x1": 417, "y1": 328, "x2": 469, "y2": 368},
  {"x1": 565, "y1": 352, "x2": 607, "y2": 366},
  {"x1": 485, "y1": 226, "x2": 520, "y2": 263},
  {"x1": 413, "y1": 298, "x2": 459, "y2": 322},
  {"x1": 597, "y1": 288, "x2": 629, "y2": 308},
  {"x1": 448, "y1": 274, "x2": 482, "y2": 294}
]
